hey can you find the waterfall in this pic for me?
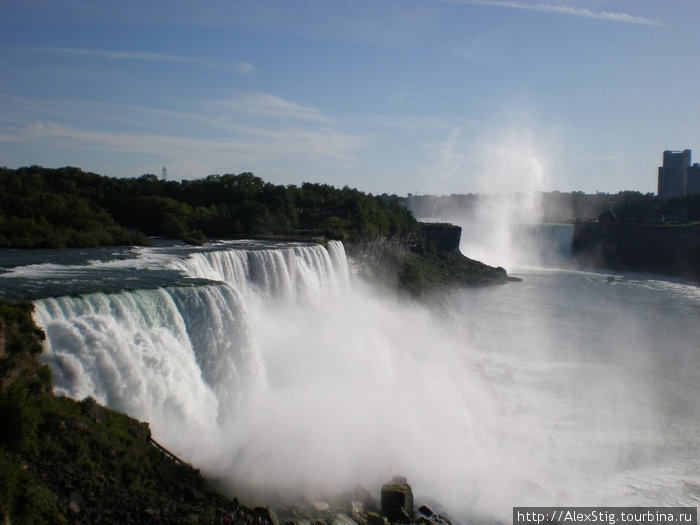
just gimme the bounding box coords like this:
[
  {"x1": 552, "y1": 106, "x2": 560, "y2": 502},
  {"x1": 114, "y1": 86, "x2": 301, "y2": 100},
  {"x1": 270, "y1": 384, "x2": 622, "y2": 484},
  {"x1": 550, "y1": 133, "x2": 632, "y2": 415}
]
[
  {"x1": 171, "y1": 241, "x2": 346, "y2": 299},
  {"x1": 34, "y1": 241, "x2": 349, "y2": 455},
  {"x1": 34, "y1": 288, "x2": 221, "y2": 439},
  {"x1": 22, "y1": 238, "x2": 700, "y2": 520},
  {"x1": 30, "y1": 239, "x2": 519, "y2": 517}
]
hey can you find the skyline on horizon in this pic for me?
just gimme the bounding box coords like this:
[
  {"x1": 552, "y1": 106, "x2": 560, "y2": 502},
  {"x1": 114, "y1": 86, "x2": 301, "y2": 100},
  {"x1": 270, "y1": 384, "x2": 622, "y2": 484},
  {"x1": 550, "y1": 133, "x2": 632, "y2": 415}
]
[{"x1": 1, "y1": 1, "x2": 699, "y2": 196}]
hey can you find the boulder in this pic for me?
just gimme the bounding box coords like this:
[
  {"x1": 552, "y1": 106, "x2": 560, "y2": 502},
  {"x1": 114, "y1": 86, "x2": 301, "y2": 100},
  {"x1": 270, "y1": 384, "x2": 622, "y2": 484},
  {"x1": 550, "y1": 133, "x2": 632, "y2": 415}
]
[
  {"x1": 254, "y1": 506, "x2": 281, "y2": 525},
  {"x1": 380, "y1": 477, "x2": 413, "y2": 523},
  {"x1": 334, "y1": 513, "x2": 360, "y2": 525},
  {"x1": 335, "y1": 484, "x2": 379, "y2": 514},
  {"x1": 367, "y1": 511, "x2": 389, "y2": 525}
]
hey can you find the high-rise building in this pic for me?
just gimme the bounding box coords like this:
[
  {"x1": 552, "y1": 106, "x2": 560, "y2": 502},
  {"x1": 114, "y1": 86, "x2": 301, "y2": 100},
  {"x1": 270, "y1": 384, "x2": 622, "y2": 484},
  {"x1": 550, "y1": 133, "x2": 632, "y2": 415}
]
[
  {"x1": 162, "y1": 166, "x2": 167, "y2": 182},
  {"x1": 658, "y1": 149, "x2": 700, "y2": 198},
  {"x1": 687, "y1": 163, "x2": 700, "y2": 195}
]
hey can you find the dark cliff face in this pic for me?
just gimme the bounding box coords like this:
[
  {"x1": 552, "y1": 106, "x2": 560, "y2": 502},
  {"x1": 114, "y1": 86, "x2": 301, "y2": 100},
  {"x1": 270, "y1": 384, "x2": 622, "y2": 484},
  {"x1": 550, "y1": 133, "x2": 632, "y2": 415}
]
[
  {"x1": 342, "y1": 222, "x2": 463, "y2": 260},
  {"x1": 572, "y1": 222, "x2": 700, "y2": 281},
  {"x1": 415, "y1": 223, "x2": 462, "y2": 253},
  {"x1": 344, "y1": 222, "x2": 510, "y2": 296}
]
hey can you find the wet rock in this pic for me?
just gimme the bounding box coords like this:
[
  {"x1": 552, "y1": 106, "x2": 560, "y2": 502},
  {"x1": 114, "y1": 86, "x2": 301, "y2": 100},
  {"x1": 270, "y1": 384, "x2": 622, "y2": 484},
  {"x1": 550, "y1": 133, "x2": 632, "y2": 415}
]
[
  {"x1": 336, "y1": 485, "x2": 378, "y2": 513},
  {"x1": 312, "y1": 500, "x2": 331, "y2": 512},
  {"x1": 334, "y1": 512, "x2": 360, "y2": 525},
  {"x1": 367, "y1": 511, "x2": 389, "y2": 525},
  {"x1": 417, "y1": 506, "x2": 435, "y2": 519},
  {"x1": 350, "y1": 500, "x2": 366, "y2": 522},
  {"x1": 254, "y1": 505, "x2": 281, "y2": 525},
  {"x1": 380, "y1": 477, "x2": 413, "y2": 523}
]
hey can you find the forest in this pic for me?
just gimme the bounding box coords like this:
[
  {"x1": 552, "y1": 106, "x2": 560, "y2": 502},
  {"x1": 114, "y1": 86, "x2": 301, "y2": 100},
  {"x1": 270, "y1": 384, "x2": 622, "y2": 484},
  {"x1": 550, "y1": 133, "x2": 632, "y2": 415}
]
[
  {"x1": 405, "y1": 190, "x2": 700, "y2": 225},
  {"x1": 4, "y1": 165, "x2": 699, "y2": 251},
  {"x1": 0, "y1": 166, "x2": 418, "y2": 249}
]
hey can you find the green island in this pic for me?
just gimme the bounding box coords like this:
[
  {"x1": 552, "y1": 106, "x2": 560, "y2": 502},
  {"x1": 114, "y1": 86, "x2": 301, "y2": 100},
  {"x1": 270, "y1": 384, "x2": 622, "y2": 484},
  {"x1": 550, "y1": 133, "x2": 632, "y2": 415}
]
[
  {"x1": 0, "y1": 165, "x2": 512, "y2": 294},
  {"x1": 0, "y1": 165, "x2": 420, "y2": 249}
]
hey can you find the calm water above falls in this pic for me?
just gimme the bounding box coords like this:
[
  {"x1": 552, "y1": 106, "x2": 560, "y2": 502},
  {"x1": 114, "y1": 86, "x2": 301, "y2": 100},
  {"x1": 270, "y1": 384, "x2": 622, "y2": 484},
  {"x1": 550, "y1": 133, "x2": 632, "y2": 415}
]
[{"x1": 0, "y1": 235, "x2": 698, "y2": 522}]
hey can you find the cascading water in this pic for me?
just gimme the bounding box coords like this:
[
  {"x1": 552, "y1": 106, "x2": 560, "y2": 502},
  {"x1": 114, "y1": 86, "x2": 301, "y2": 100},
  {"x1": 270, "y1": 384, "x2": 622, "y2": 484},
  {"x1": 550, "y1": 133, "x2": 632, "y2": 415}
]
[
  {"x1": 29, "y1": 241, "x2": 515, "y2": 517},
  {"x1": 171, "y1": 242, "x2": 348, "y2": 300},
  {"x1": 32, "y1": 242, "x2": 348, "y2": 457},
  {"x1": 34, "y1": 289, "x2": 216, "y2": 437},
  {"x1": 11, "y1": 236, "x2": 699, "y2": 522}
]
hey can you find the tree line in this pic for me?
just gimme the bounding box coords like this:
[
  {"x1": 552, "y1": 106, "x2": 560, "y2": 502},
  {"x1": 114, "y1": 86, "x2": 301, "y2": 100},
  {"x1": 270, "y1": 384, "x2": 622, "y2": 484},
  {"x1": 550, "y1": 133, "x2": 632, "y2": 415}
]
[
  {"x1": 0, "y1": 166, "x2": 418, "y2": 248},
  {"x1": 405, "y1": 190, "x2": 700, "y2": 225}
]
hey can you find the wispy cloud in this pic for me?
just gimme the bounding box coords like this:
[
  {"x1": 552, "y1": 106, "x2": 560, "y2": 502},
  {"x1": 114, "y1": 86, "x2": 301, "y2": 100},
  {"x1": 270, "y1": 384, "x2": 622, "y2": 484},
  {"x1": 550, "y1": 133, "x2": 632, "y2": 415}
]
[
  {"x1": 208, "y1": 93, "x2": 334, "y2": 124},
  {"x1": 0, "y1": 91, "x2": 351, "y2": 147},
  {"x1": 442, "y1": 0, "x2": 662, "y2": 26},
  {"x1": 9, "y1": 46, "x2": 256, "y2": 74},
  {"x1": 0, "y1": 115, "x2": 363, "y2": 165}
]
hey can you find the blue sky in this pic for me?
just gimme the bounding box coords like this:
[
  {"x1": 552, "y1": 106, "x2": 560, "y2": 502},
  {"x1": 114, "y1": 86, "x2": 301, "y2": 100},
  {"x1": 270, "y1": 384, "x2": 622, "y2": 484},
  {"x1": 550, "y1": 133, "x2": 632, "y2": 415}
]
[{"x1": 1, "y1": 1, "x2": 698, "y2": 195}]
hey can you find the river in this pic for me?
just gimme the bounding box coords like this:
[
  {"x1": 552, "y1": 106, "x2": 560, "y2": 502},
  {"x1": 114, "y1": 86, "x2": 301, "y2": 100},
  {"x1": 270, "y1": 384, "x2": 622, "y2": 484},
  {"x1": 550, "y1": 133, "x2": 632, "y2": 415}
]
[{"x1": 0, "y1": 231, "x2": 697, "y2": 522}]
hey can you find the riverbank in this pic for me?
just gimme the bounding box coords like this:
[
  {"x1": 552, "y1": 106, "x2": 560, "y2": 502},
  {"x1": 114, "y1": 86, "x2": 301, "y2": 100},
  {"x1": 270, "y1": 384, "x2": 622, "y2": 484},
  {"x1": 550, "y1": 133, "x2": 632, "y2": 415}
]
[
  {"x1": 0, "y1": 300, "x2": 231, "y2": 523},
  {"x1": 572, "y1": 221, "x2": 700, "y2": 281}
]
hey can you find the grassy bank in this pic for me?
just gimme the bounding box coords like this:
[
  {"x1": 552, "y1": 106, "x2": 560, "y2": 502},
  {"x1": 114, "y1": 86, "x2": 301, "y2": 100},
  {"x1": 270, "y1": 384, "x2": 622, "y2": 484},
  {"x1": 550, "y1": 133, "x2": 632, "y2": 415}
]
[{"x1": 0, "y1": 301, "x2": 229, "y2": 524}]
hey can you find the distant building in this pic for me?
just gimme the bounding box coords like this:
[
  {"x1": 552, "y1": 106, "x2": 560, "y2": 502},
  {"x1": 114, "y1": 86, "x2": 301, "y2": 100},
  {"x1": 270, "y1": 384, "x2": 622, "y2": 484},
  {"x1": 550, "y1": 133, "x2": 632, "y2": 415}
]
[
  {"x1": 658, "y1": 149, "x2": 700, "y2": 198},
  {"x1": 688, "y1": 163, "x2": 700, "y2": 195},
  {"x1": 162, "y1": 166, "x2": 167, "y2": 182}
]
